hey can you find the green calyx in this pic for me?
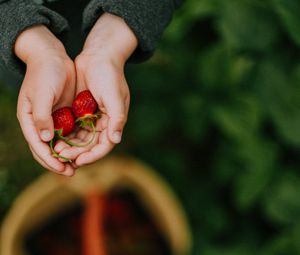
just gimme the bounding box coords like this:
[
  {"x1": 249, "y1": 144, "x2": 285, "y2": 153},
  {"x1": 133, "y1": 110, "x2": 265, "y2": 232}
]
[{"x1": 76, "y1": 113, "x2": 100, "y2": 125}]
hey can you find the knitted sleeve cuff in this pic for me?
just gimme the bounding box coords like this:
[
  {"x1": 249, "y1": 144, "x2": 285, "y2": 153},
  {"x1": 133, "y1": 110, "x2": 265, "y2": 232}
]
[
  {"x1": 83, "y1": 0, "x2": 176, "y2": 63},
  {"x1": 0, "y1": 0, "x2": 69, "y2": 74}
]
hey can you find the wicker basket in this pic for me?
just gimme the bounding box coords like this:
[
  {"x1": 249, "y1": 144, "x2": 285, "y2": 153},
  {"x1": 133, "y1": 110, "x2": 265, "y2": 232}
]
[{"x1": 0, "y1": 156, "x2": 192, "y2": 255}]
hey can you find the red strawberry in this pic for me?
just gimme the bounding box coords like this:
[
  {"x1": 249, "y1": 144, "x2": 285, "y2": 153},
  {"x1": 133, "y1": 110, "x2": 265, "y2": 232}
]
[
  {"x1": 72, "y1": 90, "x2": 98, "y2": 119},
  {"x1": 62, "y1": 90, "x2": 100, "y2": 148},
  {"x1": 50, "y1": 107, "x2": 75, "y2": 162},
  {"x1": 52, "y1": 107, "x2": 75, "y2": 136}
]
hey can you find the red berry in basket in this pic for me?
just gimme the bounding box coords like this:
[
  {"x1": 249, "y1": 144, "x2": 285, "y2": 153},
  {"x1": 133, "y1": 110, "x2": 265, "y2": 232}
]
[
  {"x1": 52, "y1": 107, "x2": 75, "y2": 136},
  {"x1": 72, "y1": 90, "x2": 98, "y2": 118}
]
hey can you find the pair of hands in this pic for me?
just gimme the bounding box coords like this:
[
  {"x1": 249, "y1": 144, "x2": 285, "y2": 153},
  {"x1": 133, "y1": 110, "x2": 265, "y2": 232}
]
[{"x1": 15, "y1": 13, "x2": 137, "y2": 177}]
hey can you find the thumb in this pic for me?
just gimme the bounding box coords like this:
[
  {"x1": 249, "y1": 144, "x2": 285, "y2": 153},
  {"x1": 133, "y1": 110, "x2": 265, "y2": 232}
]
[
  {"x1": 106, "y1": 96, "x2": 127, "y2": 144},
  {"x1": 32, "y1": 92, "x2": 55, "y2": 142}
]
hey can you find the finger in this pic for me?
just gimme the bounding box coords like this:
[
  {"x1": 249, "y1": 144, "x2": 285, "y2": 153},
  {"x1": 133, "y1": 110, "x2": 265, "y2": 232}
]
[
  {"x1": 71, "y1": 161, "x2": 79, "y2": 169},
  {"x1": 75, "y1": 129, "x2": 91, "y2": 140},
  {"x1": 29, "y1": 146, "x2": 72, "y2": 175},
  {"x1": 105, "y1": 94, "x2": 128, "y2": 144},
  {"x1": 56, "y1": 128, "x2": 92, "y2": 153},
  {"x1": 60, "y1": 147, "x2": 89, "y2": 161},
  {"x1": 76, "y1": 129, "x2": 114, "y2": 166},
  {"x1": 31, "y1": 145, "x2": 76, "y2": 176},
  {"x1": 54, "y1": 140, "x2": 71, "y2": 153},
  {"x1": 30, "y1": 87, "x2": 55, "y2": 142},
  {"x1": 17, "y1": 95, "x2": 65, "y2": 172},
  {"x1": 58, "y1": 128, "x2": 90, "y2": 142},
  {"x1": 66, "y1": 132, "x2": 77, "y2": 139},
  {"x1": 95, "y1": 114, "x2": 108, "y2": 132},
  {"x1": 30, "y1": 146, "x2": 58, "y2": 172},
  {"x1": 29, "y1": 61, "x2": 75, "y2": 142},
  {"x1": 53, "y1": 129, "x2": 89, "y2": 155},
  {"x1": 59, "y1": 133, "x2": 100, "y2": 161},
  {"x1": 59, "y1": 63, "x2": 77, "y2": 107},
  {"x1": 63, "y1": 164, "x2": 76, "y2": 177},
  {"x1": 74, "y1": 61, "x2": 87, "y2": 93},
  {"x1": 54, "y1": 129, "x2": 91, "y2": 160},
  {"x1": 76, "y1": 142, "x2": 114, "y2": 166},
  {"x1": 56, "y1": 138, "x2": 86, "y2": 162},
  {"x1": 108, "y1": 115, "x2": 126, "y2": 144}
]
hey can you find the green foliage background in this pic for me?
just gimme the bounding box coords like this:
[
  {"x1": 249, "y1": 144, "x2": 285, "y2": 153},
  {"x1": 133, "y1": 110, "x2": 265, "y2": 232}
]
[{"x1": 1, "y1": 0, "x2": 300, "y2": 254}]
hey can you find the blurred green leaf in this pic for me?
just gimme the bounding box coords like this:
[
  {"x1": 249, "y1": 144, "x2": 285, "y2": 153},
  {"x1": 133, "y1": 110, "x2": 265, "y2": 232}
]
[
  {"x1": 180, "y1": 94, "x2": 208, "y2": 142},
  {"x1": 292, "y1": 222, "x2": 300, "y2": 253},
  {"x1": 164, "y1": 0, "x2": 219, "y2": 42},
  {"x1": 234, "y1": 139, "x2": 277, "y2": 209},
  {"x1": 218, "y1": 0, "x2": 278, "y2": 50},
  {"x1": 203, "y1": 245, "x2": 255, "y2": 255},
  {"x1": 272, "y1": 0, "x2": 300, "y2": 45},
  {"x1": 198, "y1": 44, "x2": 255, "y2": 91},
  {"x1": 128, "y1": 102, "x2": 171, "y2": 143},
  {"x1": 197, "y1": 44, "x2": 231, "y2": 89},
  {"x1": 255, "y1": 61, "x2": 300, "y2": 147},
  {"x1": 211, "y1": 94, "x2": 262, "y2": 141},
  {"x1": 260, "y1": 232, "x2": 295, "y2": 255},
  {"x1": 263, "y1": 172, "x2": 300, "y2": 224}
]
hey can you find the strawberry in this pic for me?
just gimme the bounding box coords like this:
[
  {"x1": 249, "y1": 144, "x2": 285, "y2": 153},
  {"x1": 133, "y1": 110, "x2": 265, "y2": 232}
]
[
  {"x1": 49, "y1": 91, "x2": 99, "y2": 162},
  {"x1": 72, "y1": 90, "x2": 98, "y2": 119},
  {"x1": 52, "y1": 107, "x2": 75, "y2": 136},
  {"x1": 69, "y1": 90, "x2": 100, "y2": 148},
  {"x1": 50, "y1": 107, "x2": 75, "y2": 162}
]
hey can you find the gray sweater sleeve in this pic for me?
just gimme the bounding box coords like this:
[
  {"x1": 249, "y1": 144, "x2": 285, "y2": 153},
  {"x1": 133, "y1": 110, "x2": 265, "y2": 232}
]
[
  {"x1": 82, "y1": 0, "x2": 182, "y2": 62},
  {"x1": 0, "y1": 0, "x2": 69, "y2": 74}
]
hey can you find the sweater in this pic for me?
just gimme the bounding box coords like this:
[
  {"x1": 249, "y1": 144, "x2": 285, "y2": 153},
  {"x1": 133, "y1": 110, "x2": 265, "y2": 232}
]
[{"x1": 0, "y1": 0, "x2": 182, "y2": 74}]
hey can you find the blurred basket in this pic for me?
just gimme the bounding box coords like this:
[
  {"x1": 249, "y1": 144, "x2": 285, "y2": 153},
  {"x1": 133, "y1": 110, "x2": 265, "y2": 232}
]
[{"x1": 0, "y1": 156, "x2": 192, "y2": 255}]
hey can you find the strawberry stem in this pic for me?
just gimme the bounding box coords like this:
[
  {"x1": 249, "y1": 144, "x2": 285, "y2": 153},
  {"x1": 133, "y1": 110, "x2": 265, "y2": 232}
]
[
  {"x1": 58, "y1": 121, "x2": 96, "y2": 148},
  {"x1": 49, "y1": 138, "x2": 72, "y2": 163}
]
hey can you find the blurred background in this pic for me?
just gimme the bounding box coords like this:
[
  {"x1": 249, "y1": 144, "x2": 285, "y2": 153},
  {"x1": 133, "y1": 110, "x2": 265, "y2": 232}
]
[{"x1": 1, "y1": 0, "x2": 300, "y2": 254}]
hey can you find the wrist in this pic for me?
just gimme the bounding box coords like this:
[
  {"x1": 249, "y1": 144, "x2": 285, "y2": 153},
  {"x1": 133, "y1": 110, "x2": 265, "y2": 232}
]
[
  {"x1": 82, "y1": 13, "x2": 138, "y2": 63},
  {"x1": 14, "y1": 25, "x2": 66, "y2": 64}
]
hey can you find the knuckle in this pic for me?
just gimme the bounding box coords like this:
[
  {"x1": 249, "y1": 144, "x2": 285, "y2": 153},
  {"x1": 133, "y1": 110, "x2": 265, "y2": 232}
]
[{"x1": 33, "y1": 113, "x2": 49, "y2": 126}]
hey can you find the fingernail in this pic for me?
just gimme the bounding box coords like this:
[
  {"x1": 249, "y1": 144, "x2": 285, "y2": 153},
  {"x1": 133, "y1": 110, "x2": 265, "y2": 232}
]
[
  {"x1": 113, "y1": 131, "x2": 122, "y2": 143},
  {"x1": 40, "y1": 130, "x2": 52, "y2": 141}
]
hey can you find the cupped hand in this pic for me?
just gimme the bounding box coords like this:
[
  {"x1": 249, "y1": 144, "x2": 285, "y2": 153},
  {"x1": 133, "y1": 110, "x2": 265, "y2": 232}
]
[
  {"x1": 55, "y1": 13, "x2": 137, "y2": 167},
  {"x1": 55, "y1": 53, "x2": 130, "y2": 166},
  {"x1": 15, "y1": 25, "x2": 76, "y2": 176}
]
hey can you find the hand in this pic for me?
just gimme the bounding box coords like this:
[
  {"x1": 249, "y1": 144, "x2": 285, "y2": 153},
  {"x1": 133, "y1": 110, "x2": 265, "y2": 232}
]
[
  {"x1": 15, "y1": 25, "x2": 76, "y2": 176},
  {"x1": 55, "y1": 13, "x2": 137, "y2": 166}
]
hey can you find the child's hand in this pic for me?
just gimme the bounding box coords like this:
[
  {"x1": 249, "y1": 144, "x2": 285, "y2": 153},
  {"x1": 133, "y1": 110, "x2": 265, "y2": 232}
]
[
  {"x1": 55, "y1": 13, "x2": 137, "y2": 166},
  {"x1": 15, "y1": 25, "x2": 76, "y2": 176}
]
